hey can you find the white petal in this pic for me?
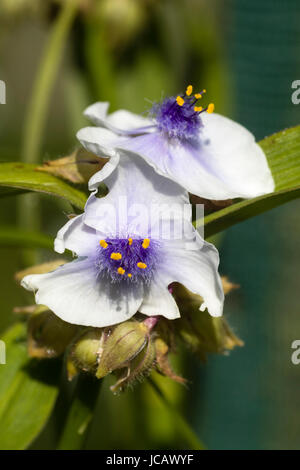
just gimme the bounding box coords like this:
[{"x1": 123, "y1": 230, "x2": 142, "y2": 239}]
[
  {"x1": 83, "y1": 101, "x2": 110, "y2": 126},
  {"x1": 115, "y1": 129, "x2": 274, "y2": 200},
  {"x1": 77, "y1": 126, "x2": 169, "y2": 190},
  {"x1": 139, "y1": 272, "x2": 180, "y2": 320},
  {"x1": 118, "y1": 132, "x2": 236, "y2": 200},
  {"x1": 107, "y1": 110, "x2": 154, "y2": 133},
  {"x1": 77, "y1": 126, "x2": 118, "y2": 160},
  {"x1": 79, "y1": 109, "x2": 275, "y2": 200},
  {"x1": 199, "y1": 112, "x2": 275, "y2": 199},
  {"x1": 83, "y1": 101, "x2": 153, "y2": 134},
  {"x1": 163, "y1": 239, "x2": 224, "y2": 317},
  {"x1": 21, "y1": 259, "x2": 144, "y2": 328},
  {"x1": 54, "y1": 214, "x2": 99, "y2": 256},
  {"x1": 77, "y1": 128, "x2": 245, "y2": 200},
  {"x1": 83, "y1": 151, "x2": 191, "y2": 239}
]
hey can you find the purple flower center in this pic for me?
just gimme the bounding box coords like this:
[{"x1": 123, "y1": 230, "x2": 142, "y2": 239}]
[
  {"x1": 151, "y1": 86, "x2": 214, "y2": 141},
  {"x1": 153, "y1": 97, "x2": 201, "y2": 141},
  {"x1": 95, "y1": 237, "x2": 160, "y2": 284}
]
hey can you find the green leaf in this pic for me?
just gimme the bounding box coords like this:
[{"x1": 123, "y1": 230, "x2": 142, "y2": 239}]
[
  {"x1": 0, "y1": 323, "x2": 61, "y2": 450},
  {"x1": 57, "y1": 375, "x2": 101, "y2": 450},
  {"x1": 0, "y1": 226, "x2": 53, "y2": 250},
  {"x1": 0, "y1": 162, "x2": 86, "y2": 210},
  {"x1": 0, "y1": 187, "x2": 28, "y2": 198},
  {"x1": 148, "y1": 377, "x2": 206, "y2": 450},
  {"x1": 203, "y1": 125, "x2": 300, "y2": 237}
]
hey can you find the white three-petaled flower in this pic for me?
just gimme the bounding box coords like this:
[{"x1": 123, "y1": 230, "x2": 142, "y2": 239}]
[
  {"x1": 21, "y1": 153, "x2": 224, "y2": 327},
  {"x1": 77, "y1": 86, "x2": 274, "y2": 200}
]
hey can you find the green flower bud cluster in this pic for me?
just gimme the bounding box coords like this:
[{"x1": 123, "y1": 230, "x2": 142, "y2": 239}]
[
  {"x1": 68, "y1": 319, "x2": 158, "y2": 393},
  {"x1": 16, "y1": 271, "x2": 242, "y2": 394}
]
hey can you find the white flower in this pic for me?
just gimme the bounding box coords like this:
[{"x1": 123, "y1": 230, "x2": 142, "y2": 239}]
[
  {"x1": 77, "y1": 85, "x2": 274, "y2": 200},
  {"x1": 21, "y1": 153, "x2": 224, "y2": 328}
]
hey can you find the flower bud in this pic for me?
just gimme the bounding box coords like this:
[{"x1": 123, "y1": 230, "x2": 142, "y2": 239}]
[
  {"x1": 96, "y1": 320, "x2": 149, "y2": 379},
  {"x1": 111, "y1": 338, "x2": 156, "y2": 393},
  {"x1": 37, "y1": 148, "x2": 106, "y2": 185},
  {"x1": 27, "y1": 308, "x2": 78, "y2": 359},
  {"x1": 67, "y1": 318, "x2": 159, "y2": 391},
  {"x1": 70, "y1": 328, "x2": 104, "y2": 375},
  {"x1": 96, "y1": 0, "x2": 148, "y2": 49},
  {"x1": 172, "y1": 284, "x2": 243, "y2": 359}
]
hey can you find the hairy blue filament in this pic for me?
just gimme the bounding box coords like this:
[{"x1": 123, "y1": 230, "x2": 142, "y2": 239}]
[
  {"x1": 152, "y1": 96, "x2": 203, "y2": 141},
  {"x1": 95, "y1": 238, "x2": 160, "y2": 284}
]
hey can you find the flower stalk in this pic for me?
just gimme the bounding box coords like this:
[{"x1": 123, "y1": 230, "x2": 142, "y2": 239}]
[
  {"x1": 19, "y1": 0, "x2": 79, "y2": 263},
  {"x1": 57, "y1": 373, "x2": 101, "y2": 450},
  {"x1": 148, "y1": 377, "x2": 206, "y2": 450}
]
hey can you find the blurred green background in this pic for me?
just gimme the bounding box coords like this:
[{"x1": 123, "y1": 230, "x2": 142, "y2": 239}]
[{"x1": 0, "y1": 0, "x2": 299, "y2": 449}]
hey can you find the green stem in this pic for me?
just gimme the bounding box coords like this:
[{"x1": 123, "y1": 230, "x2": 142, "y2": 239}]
[
  {"x1": 19, "y1": 0, "x2": 78, "y2": 264},
  {"x1": 22, "y1": 0, "x2": 78, "y2": 165},
  {"x1": 148, "y1": 378, "x2": 206, "y2": 450},
  {"x1": 57, "y1": 374, "x2": 102, "y2": 450}
]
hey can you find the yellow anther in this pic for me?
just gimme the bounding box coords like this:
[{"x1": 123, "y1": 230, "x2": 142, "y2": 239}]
[
  {"x1": 128, "y1": 238, "x2": 133, "y2": 245},
  {"x1": 194, "y1": 106, "x2": 203, "y2": 113},
  {"x1": 99, "y1": 240, "x2": 108, "y2": 249},
  {"x1": 203, "y1": 89, "x2": 206, "y2": 93},
  {"x1": 176, "y1": 96, "x2": 185, "y2": 106},
  {"x1": 194, "y1": 93, "x2": 202, "y2": 99},
  {"x1": 186, "y1": 85, "x2": 193, "y2": 96},
  {"x1": 137, "y1": 262, "x2": 147, "y2": 269},
  {"x1": 117, "y1": 267, "x2": 125, "y2": 275},
  {"x1": 207, "y1": 103, "x2": 215, "y2": 114},
  {"x1": 127, "y1": 273, "x2": 132, "y2": 278},
  {"x1": 111, "y1": 252, "x2": 122, "y2": 260},
  {"x1": 142, "y1": 238, "x2": 150, "y2": 249}
]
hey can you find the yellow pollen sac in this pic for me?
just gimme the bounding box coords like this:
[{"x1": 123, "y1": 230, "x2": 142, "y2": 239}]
[
  {"x1": 117, "y1": 267, "x2": 125, "y2": 275},
  {"x1": 203, "y1": 89, "x2": 207, "y2": 93},
  {"x1": 128, "y1": 238, "x2": 133, "y2": 245},
  {"x1": 137, "y1": 262, "x2": 147, "y2": 269},
  {"x1": 194, "y1": 93, "x2": 202, "y2": 99},
  {"x1": 142, "y1": 238, "x2": 150, "y2": 249},
  {"x1": 176, "y1": 96, "x2": 185, "y2": 106},
  {"x1": 186, "y1": 85, "x2": 193, "y2": 96},
  {"x1": 127, "y1": 273, "x2": 132, "y2": 278},
  {"x1": 207, "y1": 103, "x2": 215, "y2": 114},
  {"x1": 111, "y1": 252, "x2": 122, "y2": 260},
  {"x1": 194, "y1": 106, "x2": 203, "y2": 113},
  {"x1": 99, "y1": 240, "x2": 108, "y2": 249}
]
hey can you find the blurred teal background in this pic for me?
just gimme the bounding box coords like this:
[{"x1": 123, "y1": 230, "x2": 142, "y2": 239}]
[{"x1": 0, "y1": 0, "x2": 299, "y2": 449}]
